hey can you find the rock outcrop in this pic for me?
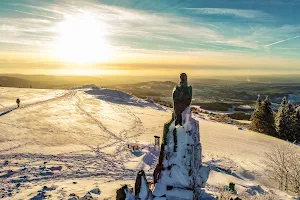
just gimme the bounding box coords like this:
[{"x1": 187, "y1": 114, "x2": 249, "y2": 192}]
[{"x1": 123, "y1": 107, "x2": 210, "y2": 200}]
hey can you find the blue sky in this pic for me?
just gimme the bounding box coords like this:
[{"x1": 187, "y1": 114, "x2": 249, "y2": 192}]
[{"x1": 0, "y1": 0, "x2": 300, "y2": 76}]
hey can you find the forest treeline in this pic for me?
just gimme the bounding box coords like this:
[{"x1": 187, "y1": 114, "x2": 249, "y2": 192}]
[{"x1": 250, "y1": 95, "x2": 300, "y2": 143}]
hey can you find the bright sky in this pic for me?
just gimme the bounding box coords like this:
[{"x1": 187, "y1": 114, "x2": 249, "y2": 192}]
[{"x1": 0, "y1": 0, "x2": 300, "y2": 76}]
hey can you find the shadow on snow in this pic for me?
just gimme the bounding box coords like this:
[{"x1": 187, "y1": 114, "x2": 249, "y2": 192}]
[
  {"x1": 0, "y1": 107, "x2": 17, "y2": 117},
  {"x1": 84, "y1": 88, "x2": 167, "y2": 110}
]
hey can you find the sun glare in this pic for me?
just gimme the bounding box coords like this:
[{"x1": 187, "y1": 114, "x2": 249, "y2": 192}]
[{"x1": 53, "y1": 12, "x2": 113, "y2": 63}]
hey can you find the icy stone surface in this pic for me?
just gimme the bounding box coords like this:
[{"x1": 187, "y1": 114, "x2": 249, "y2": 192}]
[
  {"x1": 153, "y1": 197, "x2": 167, "y2": 200},
  {"x1": 89, "y1": 188, "x2": 100, "y2": 195},
  {"x1": 139, "y1": 175, "x2": 149, "y2": 200},
  {"x1": 124, "y1": 188, "x2": 135, "y2": 200},
  {"x1": 166, "y1": 188, "x2": 194, "y2": 200},
  {"x1": 152, "y1": 183, "x2": 167, "y2": 197},
  {"x1": 153, "y1": 106, "x2": 210, "y2": 199},
  {"x1": 126, "y1": 106, "x2": 210, "y2": 199}
]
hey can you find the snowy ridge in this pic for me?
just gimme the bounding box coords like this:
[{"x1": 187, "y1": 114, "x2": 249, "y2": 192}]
[{"x1": 81, "y1": 86, "x2": 168, "y2": 111}]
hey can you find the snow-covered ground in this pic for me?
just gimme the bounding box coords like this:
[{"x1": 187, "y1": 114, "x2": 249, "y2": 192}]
[{"x1": 0, "y1": 87, "x2": 299, "y2": 199}]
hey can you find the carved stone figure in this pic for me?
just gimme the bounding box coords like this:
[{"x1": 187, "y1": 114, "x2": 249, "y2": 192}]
[
  {"x1": 172, "y1": 73, "x2": 192, "y2": 126},
  {"x1": 154, "y1": 73, "x2": 192, "y2": 183}
]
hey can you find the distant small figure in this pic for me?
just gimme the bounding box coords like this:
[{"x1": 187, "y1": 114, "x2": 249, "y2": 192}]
[{"x1": 16, "y1": 98, "x2": 20, "y2": 108}]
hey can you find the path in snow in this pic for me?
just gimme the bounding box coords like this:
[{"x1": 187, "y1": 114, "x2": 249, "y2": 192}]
[
  {"x1": 74, "y1": 93, "x2": 123, "y2": 142},
  {"x1": 0, "y1": 87, "x2": 169, "y2": 199},
  {"x1": 0, "y1": 89, "x2": 71, "y2": 117}
]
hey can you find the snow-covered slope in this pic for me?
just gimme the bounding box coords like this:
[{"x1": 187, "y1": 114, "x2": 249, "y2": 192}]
[{"x1": 0, "y1": 87, "x2": 299, "y2": 199}]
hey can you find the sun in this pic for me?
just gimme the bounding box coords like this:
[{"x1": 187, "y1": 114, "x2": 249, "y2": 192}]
[{"x1": 53, "y1": 12, "x2": 113, "y2": 63}]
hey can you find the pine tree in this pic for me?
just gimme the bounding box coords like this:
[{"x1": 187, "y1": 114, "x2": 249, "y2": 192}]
[
  {"x1": 261, "y1": 96, "x2": 276, "y2": 136},
  {"x1": 275, "y1": 97, "x2": 289, "y2": 139},
  {"x1": 286, "y1": 101, "x2": 296, "y2": 141},
  {"x1": 250, "y1": 95, "x2": 262, "y2": 131},
  {"x1": 250, "y1": 95, "x2": 262, "y2": 121},
  {"x1": 250, "y1": 96, "x2": 276, "y2": 136},
  {"x1": 291, "y1": 107, "x2": 300, "y2": 143}
]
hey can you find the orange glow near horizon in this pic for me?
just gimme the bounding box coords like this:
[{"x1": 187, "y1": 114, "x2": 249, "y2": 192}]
[{"x1": 51, "y1": 68, "x2": 125, "y2": 76}]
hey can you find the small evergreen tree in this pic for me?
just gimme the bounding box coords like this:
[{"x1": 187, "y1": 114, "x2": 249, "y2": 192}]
[
  {"x1": 291, "y1": 107, "x2": 300, "y2": 143},
  {"x1": 250, "y1": 95, "x2": 262, "y2": 131},
  {"x1": 250, "y1": 96, "x2": 276, "y2": 136},
  {"x1": 286, "y1": 101, "x2": 296, "y2": 141},
  {"x1": 250, "y1": 94, "x2": 262, "y2": 121},
  {"x1": 275, "y1": 97, "x2": 289, "y2": 139},
  {"x1": 261, "y1": 96, "x2": 276, "y2": 136}
]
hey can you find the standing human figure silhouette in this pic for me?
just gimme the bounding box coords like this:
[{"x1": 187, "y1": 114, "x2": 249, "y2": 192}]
[{"x1": 16, "y1": 98, "x2": 20, "y2": 108}]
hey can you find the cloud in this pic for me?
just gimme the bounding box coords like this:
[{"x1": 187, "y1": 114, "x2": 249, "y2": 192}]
[
  {"x1": 206, "y1": 40, "x2": 259, "y2": 50},
  {"x1": 184, "y1": 8, "x2": 270, "y2": 19},
  {"x1": 274, "y1": 47, "x2": 300, "y2": 50},
  {"x1": 1, "y1": 0, "x2": 224, "y2": 52},
  {"x1": 0, "y1": 0, "x2": 299, "y2": 66},
  {"x1": 10, "y1": 3, "x2": 65, "y2": 15},
  {"x1": 5, "y1": 9, "x2": 58, "y2": 20}
]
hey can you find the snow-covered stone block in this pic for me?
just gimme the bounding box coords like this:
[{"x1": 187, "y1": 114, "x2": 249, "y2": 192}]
[
  {"x1": 166, "y1": 188, "x2": 193, "y2": 200},
  {"x1": 157, "y1": 106, "x2": 210, "y2": 198},
  {"x1": 153, "y1": 183, "x2": 167, "y2": 197},
  {"x1": 138, "y1": 175, "x2": 150, "y2": 200},
  {"x1": 90, "y1": 187, "x2": 101, "y2": 195},
  {"x1": 197, "y1": 165, "x2": 210, "y2": 187},
  {"x1": 127, "y1": 105, "x2": 210, "y2": 200},
  {"x1": 153, "y1": 197, "x2": 167, "y2": 200}
]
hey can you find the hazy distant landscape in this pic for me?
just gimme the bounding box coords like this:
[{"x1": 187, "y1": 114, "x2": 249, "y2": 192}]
[{"x1": 2, "y1": 74, "x2": 299, "y2": 113}]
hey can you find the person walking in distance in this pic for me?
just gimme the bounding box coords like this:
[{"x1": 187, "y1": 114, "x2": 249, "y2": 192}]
[{"x1": 16, "y1": 98, "x2": 20, "y2": 108}]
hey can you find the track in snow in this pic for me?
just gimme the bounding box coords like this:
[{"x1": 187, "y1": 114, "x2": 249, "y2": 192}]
[
  {"x1": 0, "y1": 91, "x2": 75, "y2": 117},
  {"x1": 19, "y1": 90, "x2": 76, "y2": 110},
  {"x1": 74, "y1": 93, "x2": 124, "y2": 142}
]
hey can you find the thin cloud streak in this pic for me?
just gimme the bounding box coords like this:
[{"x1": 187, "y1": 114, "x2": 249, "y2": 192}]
[
  {"x1": 184, "y1": 8, "x2": 270, "y2": 19},
  {"x1": 5, "y1": 9, "x2": 58, "y2": 20},
  {"x1": 10, "y1": 3, "x2": 66, "y2": 15},
  {"x1": 264, "y1": 35, "x2": 300, "y2": 47}
]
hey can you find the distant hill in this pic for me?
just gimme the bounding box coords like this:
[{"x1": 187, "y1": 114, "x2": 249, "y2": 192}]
[
  {"x1": 0, "y1": 74, "x2": 172, "y2": 89},
  {"x1": 113, "y1": 81, "x2": 177, "y2": 98},
  {"x1": 0, "y1": 76, "x2": 33, "y2": 88}
]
